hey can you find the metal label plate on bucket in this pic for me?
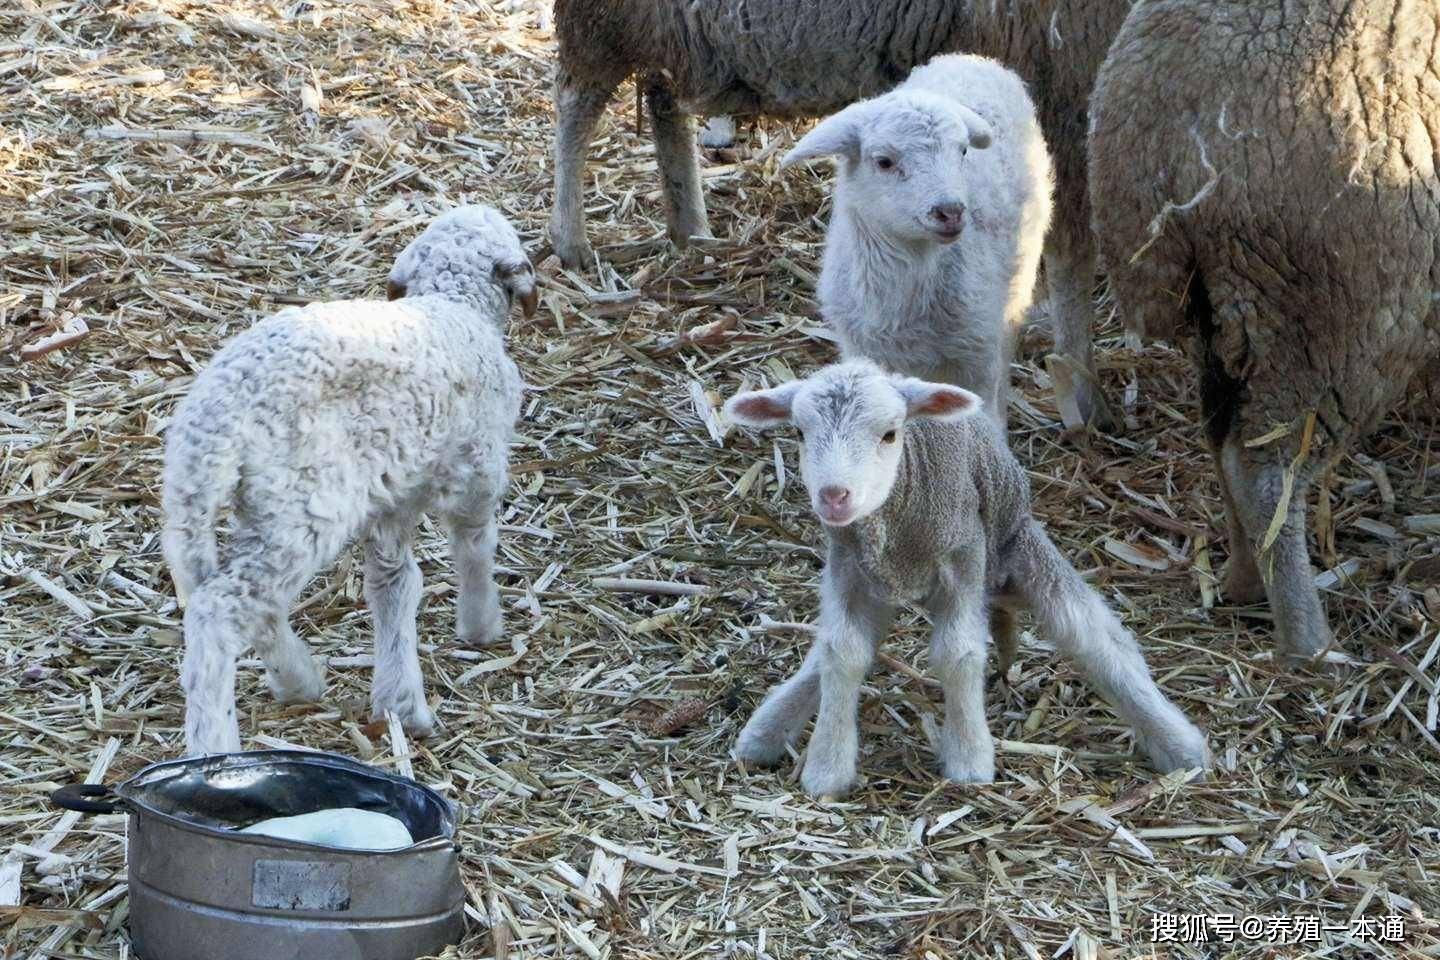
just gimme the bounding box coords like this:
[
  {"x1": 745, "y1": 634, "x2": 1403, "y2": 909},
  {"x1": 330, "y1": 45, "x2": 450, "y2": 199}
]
[{"x1": 252, "y1": 860, "x2": 352, "y2": 911}]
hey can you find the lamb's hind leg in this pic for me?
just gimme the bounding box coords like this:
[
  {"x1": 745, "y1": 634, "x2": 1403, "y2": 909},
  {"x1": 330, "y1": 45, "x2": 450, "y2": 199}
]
[
  {"x1": 364, "y1": 514, "x2": 433, "y2": 737},
  {"x1": 1219, "y1": 441, "x2": 1332, "y2": 659},
  {"x1": 733, "y1": 643, "x2": 824, "y2": 766},
  {"x1": 181, "y1": 575, "x2": 255, "y2": 755},
  {"x1": 229, "y1": 532, "x2": 325, "y2": 706},
  {"x1": 1006, "y1": 520, "x2": 1210, "y2": 773},
  {"x1": 448, "y1": 503, "x2": 503, "y2": 649},
  {"x1": 550, "y1": 72, "x2": 615, "y2": 268},
  {"x1": 643, "y1": 73, "x2": 711, "y2": 249}
]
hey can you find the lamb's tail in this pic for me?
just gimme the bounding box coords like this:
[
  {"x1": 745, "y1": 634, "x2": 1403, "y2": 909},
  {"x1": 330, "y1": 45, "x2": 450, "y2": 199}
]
[{"x1": 161, "y1": 415, "x2": 240, "y2": 604}]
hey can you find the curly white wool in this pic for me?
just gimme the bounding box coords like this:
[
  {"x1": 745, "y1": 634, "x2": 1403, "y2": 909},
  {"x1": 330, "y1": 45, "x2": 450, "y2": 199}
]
[{"x1": 163, "y1": 205, "x2": 533, "y2": 755}]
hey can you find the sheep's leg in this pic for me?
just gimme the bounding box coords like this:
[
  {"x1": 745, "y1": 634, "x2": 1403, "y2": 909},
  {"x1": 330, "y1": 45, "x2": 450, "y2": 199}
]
[
  {"x1": 733, "y1": 642, "x2": 824, "y2": 765},
  {"x1": 180, "y1": 575, "x2": 253, "y2": 755},
  {"x1": 1213, "y1": 450, "x2": 1266, "y2": 604},
  {"x1": 550, "y1": 73, "x2": 614, "y2": 268},
  {"x1": 928, "y1": 554, "x2": 994, "y2": 784},
  {"x1": 800, "y1": 566, "x2": 893, "y2": 798},
  {"x1": 1006, "y1": 520, "x2": 1210, "y2": 773},
  {"x1": 222, "y1": 531, "x2": 325, "y2": 706},
  {"x1": 643, "y1": 73, "x2": 711, "y2": 249},
  {"x1": 1044, "y1": 235, "x2": 1115, "y2": 431},
  {"x1": 448, "y1": 506, "x2": 502, "y2": 649},
  {"x1": 364, "y1": 515, "x2": 434, "y2": 737},
  {"x1": 1219, "y1": 441, "x2": 1332, "y2": 658},
  {"x1": 259, "y1": 605, "x2": 326, "y2": 705}
]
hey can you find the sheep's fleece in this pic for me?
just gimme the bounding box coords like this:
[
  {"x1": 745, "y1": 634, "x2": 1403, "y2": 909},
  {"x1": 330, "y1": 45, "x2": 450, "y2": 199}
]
[
  {"x1": 1089, "y1": 0, "x2": 1440, "y2": 656},
  {"x1": 163, "y1": 205, "x2": 529, "y2": 755}
]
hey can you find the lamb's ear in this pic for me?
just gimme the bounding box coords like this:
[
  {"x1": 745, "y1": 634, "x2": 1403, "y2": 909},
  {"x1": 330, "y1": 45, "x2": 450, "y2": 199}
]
[
  {"x1": 893, "y1": 377, "x2": 982, "y2": 422},
  {"x1": 781, "y1": 102, "x2": 873, "y2": 168},
  {"x1": 495, "y1": 256, "x2": 538, "y2": 318},
  {"x1": 955, "y1": 105, "x2": 993, "y2": 150},
  {"x1": 386, "y1": 279, "x2": 407, "y2": 301},
  {"x1": 724, "y1": 380, "x2": 803, "y2": 428}
]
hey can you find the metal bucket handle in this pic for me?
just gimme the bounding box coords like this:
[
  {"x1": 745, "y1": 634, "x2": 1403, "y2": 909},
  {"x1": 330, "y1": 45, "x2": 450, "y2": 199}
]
[{"x1": 52, "y1": 782, "x2": 122, "y2": 815}]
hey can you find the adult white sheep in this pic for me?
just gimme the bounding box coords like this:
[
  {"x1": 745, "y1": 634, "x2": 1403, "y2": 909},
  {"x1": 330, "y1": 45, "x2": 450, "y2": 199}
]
[
  {"x1": 724, "y1": 361, "x2": 1209, "y2": 798},
  {"x1": 782, "y1": 54, "x2": 1052, "y2": 436},
  {"x1": 163, "y1": 205, "x2": 535, "y2": 756}
]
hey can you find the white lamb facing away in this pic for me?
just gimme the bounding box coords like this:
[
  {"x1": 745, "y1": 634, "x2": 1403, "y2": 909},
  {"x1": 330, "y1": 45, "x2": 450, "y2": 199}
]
[
  {"x1": 724, "y1": 361, "x2": 1208, "y2": 798},
  {"x1": 163, "y1": 205, "x2": 535, "y2": 756},
  {"x1": 784, "y1": 54, "x2": 1053, "y2": 436}
]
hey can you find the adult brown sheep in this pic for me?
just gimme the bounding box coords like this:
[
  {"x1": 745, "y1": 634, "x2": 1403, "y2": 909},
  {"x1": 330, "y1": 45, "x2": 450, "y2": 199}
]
[{"x1": 1089, "y1": 0, "x2": 1440, "y2": 657}]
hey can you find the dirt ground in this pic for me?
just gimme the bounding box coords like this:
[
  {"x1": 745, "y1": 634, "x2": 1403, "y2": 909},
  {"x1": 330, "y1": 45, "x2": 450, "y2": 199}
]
[{"x1": 2, "y1": 2, "x2": 1437, "y2": 958}]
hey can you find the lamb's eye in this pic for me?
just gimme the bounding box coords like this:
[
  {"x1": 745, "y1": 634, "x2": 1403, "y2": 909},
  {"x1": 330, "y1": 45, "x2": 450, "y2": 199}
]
[
  {"x1": 875, "y1": 156, "x2": 895, "y2": 171},
  {"x1": 881, "y1": 430, "x2": 897, "y2": 444}
]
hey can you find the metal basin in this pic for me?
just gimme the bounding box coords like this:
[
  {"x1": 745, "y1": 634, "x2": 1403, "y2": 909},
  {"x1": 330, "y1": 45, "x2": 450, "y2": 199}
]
[{"x1": 53, "y1": 750, "x2": 464, "y2": 960}]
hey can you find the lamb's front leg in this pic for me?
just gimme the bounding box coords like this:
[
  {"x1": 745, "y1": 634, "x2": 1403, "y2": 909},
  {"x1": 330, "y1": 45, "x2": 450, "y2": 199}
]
[
  {"x1": 800, "y1": 567, "x2": 893, "y2": 799},
  {"x1": 364, "y1": 516, "x2": 433, "y2": 738},
  {"x1": 928, "y1": 551, "x2": 994, "y2": 784},
  {"x1": 448, "y1": 507, "x2": 502, "y2": 648}
]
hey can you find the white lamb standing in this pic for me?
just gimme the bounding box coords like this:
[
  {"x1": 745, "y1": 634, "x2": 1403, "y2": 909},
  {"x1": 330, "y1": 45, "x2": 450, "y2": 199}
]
[
  {"x1": 724, "y1": 361, "x2": 1209, "y2": 798},
  {"x1": 783, "y1": 54, "x2": 1053, "y2": 436},
  {"x1": 163, "y1": 205, "x2": 535, "y2": 756}
]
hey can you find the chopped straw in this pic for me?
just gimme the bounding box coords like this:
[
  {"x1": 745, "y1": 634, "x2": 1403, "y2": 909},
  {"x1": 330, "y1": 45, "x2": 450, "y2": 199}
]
[{"x1": 2, "y1": 1, "x2": 1438, "y2": 957}]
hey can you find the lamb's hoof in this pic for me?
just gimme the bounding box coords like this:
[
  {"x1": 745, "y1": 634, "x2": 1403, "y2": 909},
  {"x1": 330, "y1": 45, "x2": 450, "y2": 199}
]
[
  {"x1": 371, "y1": 700, "x2": 436, "y2": 739},
  {"x1": 186, "y1": 720, "x2": 243, "y2": 757},
  {"x1": 459, "y1": 618, "x2": 505, "y2": 650},
  {"x1": 1221, "y1": 562, "x2": 1266, "y2": 605},
  {"x1": 403, "y1": 708, "x2": 436, "y2": 739},
  {"x1": 732, "y1": 724, "x2": 792, "y2": 767},
  {"x1": 266, "y1": 660, "x2": 325, "y2": 705},
  {"x1": 801, "y1": 759, "x2": 858, "y2": 800},
  {"x1": 941, "y1": 747, "x2": 996, "y2": 785},
  {"x1": 1138, "y1": 721, "x2": 1212, "y2": 775}
]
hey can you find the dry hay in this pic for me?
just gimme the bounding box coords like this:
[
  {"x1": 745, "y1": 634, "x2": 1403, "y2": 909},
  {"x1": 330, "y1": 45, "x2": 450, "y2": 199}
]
[{"x1": 2, "y1": 2, "x2": 1438, "y2": 958}]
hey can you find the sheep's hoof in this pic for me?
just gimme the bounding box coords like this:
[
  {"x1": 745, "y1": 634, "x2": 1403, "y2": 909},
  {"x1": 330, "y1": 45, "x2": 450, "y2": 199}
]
[
  {"x1": 1221, "y1": 561, "x2": 1266, "y2": 605},
  {"x1": 941, "y1": 748, "x2": 996, "y2": 785},
  {"x1": 266, "y1": 661, "x2": 325, "y2": 704},
  {"x1": 550, "y1": 233, "x2": 593, "y2": 271},
  {"x1": 732, "y1": 725, "x2": 793, "y2": 767},
  {"x1": 1138, "y1": 721, "x2": 1212, "y2": 775},
  {"x1": 402, "y1": 709, "x2": 436, "y2": 739},
  {"x1": 800, "y1": 760, "x2": 858, "y2": 800}
]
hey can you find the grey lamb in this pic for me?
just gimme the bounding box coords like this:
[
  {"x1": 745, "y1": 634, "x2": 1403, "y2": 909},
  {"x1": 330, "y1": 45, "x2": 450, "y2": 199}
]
[
  {"x1": 549, "y1": 0, "x2": 1132, "y2": 428},
  {"x1": 163, "y1": 206, "x2": 535, "y2": 755},
  {"x1": 1089, "y1": 0, "x2": 1440, "y2": 657},
  {"x1": 724, "y1": 361, "x2": 1209, "y2": 798}
]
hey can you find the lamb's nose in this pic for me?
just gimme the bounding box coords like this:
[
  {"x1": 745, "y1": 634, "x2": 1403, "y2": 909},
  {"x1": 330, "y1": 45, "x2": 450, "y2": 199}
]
[
  {"x1": 819, "y1": 486, "x2": 851, "y2": 509},
  {"x1": 929, "y1": 202, "x2": 965, "y2": 226}
]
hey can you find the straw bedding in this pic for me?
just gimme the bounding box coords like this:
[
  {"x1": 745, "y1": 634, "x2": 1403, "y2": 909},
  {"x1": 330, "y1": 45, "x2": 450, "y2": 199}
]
[{"x1": 2, "y1": 2, "x2": 1437, "y2": 957}]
